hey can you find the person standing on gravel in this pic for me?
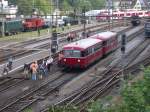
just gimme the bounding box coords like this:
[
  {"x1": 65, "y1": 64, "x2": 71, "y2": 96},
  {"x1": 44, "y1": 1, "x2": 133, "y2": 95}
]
[
  {"x1": 46, "y1": 56, "x2": 53, "y2": 72},
  {"x1": 30, "y1": 61, "x2": 38, "y2": 80},
  {"x1": 8, "y1": 56, "x2": 13, "y2": 70},
  {"x1": 23, "y1": 63, "x2": 30, "y2": 78},
  {"x1": 58, "y1": 51, "x2": 64, "y2": 67},
  {"x1": 2, "y1": 64, "x2": 9, "y2": 75}
]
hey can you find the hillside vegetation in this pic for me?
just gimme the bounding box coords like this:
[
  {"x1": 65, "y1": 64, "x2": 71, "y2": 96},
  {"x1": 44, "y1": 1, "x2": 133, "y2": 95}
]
[{"x1": 8, "y1": 0, "x2": 105, "y2": 15}]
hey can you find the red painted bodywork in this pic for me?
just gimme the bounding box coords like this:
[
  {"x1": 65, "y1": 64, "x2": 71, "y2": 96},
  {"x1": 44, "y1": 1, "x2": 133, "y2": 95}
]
[
  {"x1": 23, "y1": 18, "x2": 45, "y2": 30},
  {"x1": 62, "y1": 48, "x2": 103, "y2": 68},
  {"x1": 93, "y1": 34, "x2": 118, "y2": 54}
]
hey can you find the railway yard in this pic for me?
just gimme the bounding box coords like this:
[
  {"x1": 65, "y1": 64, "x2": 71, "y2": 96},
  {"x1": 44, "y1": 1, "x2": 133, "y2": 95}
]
[{"x1": 0, "y1": 19, "x2": 149, "y2": 112}]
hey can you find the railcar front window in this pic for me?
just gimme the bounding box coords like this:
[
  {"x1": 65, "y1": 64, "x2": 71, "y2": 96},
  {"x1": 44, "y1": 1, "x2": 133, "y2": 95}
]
[{"x1": 64, "y1": 50, "x2": 81, "y2": 58}]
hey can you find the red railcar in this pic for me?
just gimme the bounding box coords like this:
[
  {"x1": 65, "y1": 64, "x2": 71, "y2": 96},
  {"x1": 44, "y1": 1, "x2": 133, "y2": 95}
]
[
  {"x1": 60, "y1": 31, "x2": 118, "y2": 68},
  {"x1": 23, "y1": 18, "x2": 45, "y2": 31}
]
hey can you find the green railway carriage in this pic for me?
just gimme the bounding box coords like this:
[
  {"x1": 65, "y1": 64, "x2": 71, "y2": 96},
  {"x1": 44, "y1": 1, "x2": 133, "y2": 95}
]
[{"x1": 0, "y1": 19, "x2": 23, "y2": 36}]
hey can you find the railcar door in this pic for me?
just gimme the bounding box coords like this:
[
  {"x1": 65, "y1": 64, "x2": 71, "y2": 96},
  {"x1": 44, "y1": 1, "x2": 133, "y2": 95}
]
[{"x1": 102, "y1": 40, "x2": 107, "y2": 55}]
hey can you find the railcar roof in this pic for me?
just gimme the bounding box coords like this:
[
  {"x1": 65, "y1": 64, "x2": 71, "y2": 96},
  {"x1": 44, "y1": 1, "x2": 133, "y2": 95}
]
[
  {"x1": 91, "y1": 31, "x2": 117, "y2": 40},
  {"x1": 63, "y1": 38, "x2": 102, "y2": 49}
]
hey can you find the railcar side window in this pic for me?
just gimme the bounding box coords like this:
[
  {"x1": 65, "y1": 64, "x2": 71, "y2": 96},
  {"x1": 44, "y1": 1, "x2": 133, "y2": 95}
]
[
  {"x1": 81, "y1": 50, "x2": 88, "y2": 57},
  {"x1": 103, "y1": 41, "x2": 107, "y2": 46},
  {"x1": 94, "y1": 43, "x2": 102, "y2": 51},
  {"x1": 64, "y1": 50, "x2": 81, "y2": 58}
]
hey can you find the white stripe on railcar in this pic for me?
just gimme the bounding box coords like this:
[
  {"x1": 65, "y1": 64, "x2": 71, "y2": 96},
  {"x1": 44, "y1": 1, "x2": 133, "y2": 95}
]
[{"x1": 63, "y1": 38, "x2": 102, "y2": 49}]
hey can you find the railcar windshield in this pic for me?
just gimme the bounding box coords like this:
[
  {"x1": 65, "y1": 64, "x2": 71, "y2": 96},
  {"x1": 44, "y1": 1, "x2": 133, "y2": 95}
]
[{"x1": 64, "y1": 50, "x2": 81, "y2": 58}]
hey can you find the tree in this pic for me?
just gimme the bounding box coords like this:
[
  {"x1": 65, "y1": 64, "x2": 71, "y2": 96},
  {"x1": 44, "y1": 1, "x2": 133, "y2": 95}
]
[
  {"x1": 9, "y1": 0, "x2": 106, "y2": 15},
  {"x1": 143, "y1": 66, "x2": 150, "y2": 104},
  {"x1": 122, "y1": 83, "x2": 145, "y2": 112},
  {"x1": 8, "y1": 0, "x2": 52, "y2": 15},
  {"x1": 62, "y1": 0, "x2": 72, "y2": 13},
  {"x1": 90, "y1": 0, "x2": 105, "y2": 9}
]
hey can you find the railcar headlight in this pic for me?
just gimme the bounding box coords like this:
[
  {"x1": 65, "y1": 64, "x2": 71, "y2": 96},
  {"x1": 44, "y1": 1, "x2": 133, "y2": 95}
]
[
  {"x1": 77, "y1": 59, "x2": 80, "y2": 62},
  {"x1": 64, "y1": 59, "x2": 66, "y2": 62}
]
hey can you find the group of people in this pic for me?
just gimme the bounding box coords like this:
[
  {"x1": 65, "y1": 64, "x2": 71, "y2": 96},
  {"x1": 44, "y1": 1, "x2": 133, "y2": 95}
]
[
  {"x1": 67, "y1": 30, "x2": 92, "y2": 42},
  {"x1": 23, "y1": 56, "x2": 54, "y2": 80},
  {"x1": 82, "y1": 30, "x2": 91, "y2": 38},
  {"x1": 67, "y1": 32, "x2": 78, "y2": 42}
]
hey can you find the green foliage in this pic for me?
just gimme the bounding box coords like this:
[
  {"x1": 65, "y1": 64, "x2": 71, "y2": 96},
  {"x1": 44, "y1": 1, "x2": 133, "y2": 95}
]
[
  {"x1": 8, "y1": 0, "x2": 52, "y2": 15},
  {"x1": 34, "y1": 0, "x2": 51, "y2": 15},
  {"x1": 9, "y1": 0, "x2": 106, "y2": 15},
  {"x1": 87, "y1": 101, "x2": 104, "y2": 112},
  {"x1": 122, "y1": 83, "x2": 145, "y2": 112},
  {"x1": 48, "y1": 105, "x2": 79, "y2": 112},
  {"x1": 62, "y1": 0, "x2": 72, "y2": 12},
  {"x1": 143, "y1": 66, "x2": 150, "y2": 109},
  {"x1": 23, "y1": 108, "x2": 32, "y2": 112}
]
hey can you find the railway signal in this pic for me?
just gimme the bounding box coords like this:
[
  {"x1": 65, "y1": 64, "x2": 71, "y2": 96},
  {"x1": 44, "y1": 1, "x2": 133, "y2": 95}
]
[
  {"x1": 51, "y1": 29, "x2": 58, "y2": 53},
  {"x1": 121, "y1": 33, "x2": 126, "y2": 54},
  {"x1": 82, "y1": 6, "x2": 86, "y2": 38},
  {"x1": 120, "y1": 33, "x2": 127, "y2": 86}
]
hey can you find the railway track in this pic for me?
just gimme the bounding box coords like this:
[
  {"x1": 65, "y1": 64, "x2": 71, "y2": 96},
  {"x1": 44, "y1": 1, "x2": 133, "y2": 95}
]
[
  {"x1": 0, "y1": 69, "x2": 79, "y2": 112},
  {"x1": 0, "y1": 24, "x2": 136, "y2": 99},
  {"x1": 0, "y1": 25, "x2": 144, "y2": 112},
  {"x1": 0, "y1": 78, "x2": 26, "y2": 93},
  {"x1": 0, "y1": 22, "x2": 144, "y2": 112}
]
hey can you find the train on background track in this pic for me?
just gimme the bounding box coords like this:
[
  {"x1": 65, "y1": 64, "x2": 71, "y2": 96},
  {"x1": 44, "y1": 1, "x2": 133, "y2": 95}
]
[
  {"x1": 0, "y1": 17, "x2": 45, "y2": 36},
  {"x1": 0, "y1": 16, "x2": 79, "y2": 36},
  {"x1": 96, "y1": 9, "x2": 150, "y2": 21},
  {"x1": 59, "y1": 31, "x2": 118, "y2": 68},
  {"x1": 130, "y1": 15, "x2": 141, "y2": 26}
]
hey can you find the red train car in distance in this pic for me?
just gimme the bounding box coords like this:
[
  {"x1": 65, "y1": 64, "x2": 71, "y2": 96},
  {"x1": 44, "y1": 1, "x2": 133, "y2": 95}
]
[
  {"x1": 23, "y1": 17, "x2": 45, "y2": 31},
  {"x1": 61, "y1": 31, "x2": 118, "y2": 68}
]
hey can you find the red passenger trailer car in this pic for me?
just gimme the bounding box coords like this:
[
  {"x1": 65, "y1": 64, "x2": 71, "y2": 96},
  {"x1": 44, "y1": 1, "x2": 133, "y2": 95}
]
[{"x1": 91, "y1": 31, "x2": 118, "y2": 54}]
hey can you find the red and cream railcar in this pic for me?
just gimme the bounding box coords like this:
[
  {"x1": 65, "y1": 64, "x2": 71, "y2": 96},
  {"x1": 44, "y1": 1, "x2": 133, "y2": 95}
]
[
  {"x1": 61, "y1": 38, "x2": 103, "y2": 68},
  {"x1": 96, "y1": 10, "x2": 150, "y2": 21},
  {"x1": 60, "y1": 31, "x2": 118, "y2": 68},
  {"x1": 91, "y1": 31, "x2": 118, "y2": 54}
]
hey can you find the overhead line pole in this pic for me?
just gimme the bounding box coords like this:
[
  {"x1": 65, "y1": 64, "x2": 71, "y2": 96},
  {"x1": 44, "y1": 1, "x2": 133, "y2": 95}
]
[
  {"x1": 83, "y1": 6, "x2": 86, "y2": 38},
  {"x1": 1, "y1": 3, "x2": 5, "y2": 37}
]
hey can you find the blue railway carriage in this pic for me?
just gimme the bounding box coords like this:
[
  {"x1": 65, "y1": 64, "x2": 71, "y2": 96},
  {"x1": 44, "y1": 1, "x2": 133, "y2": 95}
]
[{"x1": 144, "y1": 21, "x2": 150, "y2": 37}]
